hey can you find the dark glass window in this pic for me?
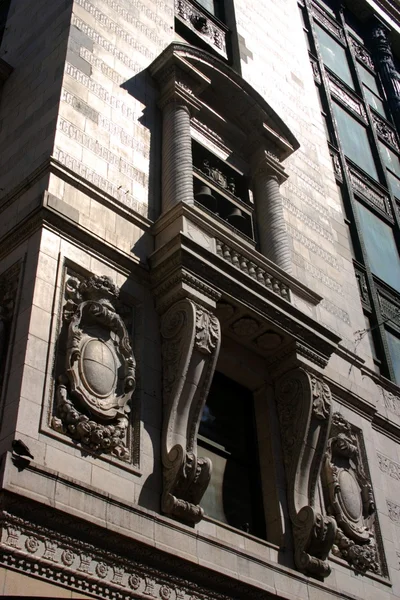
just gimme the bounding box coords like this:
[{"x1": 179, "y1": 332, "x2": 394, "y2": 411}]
[
  {"x1": 355, "y1": 200, "x2": 400, "y2": 293},
  {"x1": 198, "y1": 372, "x2": 265, "y2": 537},
  {"x1": 314, "y1": 23, "x2": 354, "y2": 88},
  {"x1": 0, "y1": 0, "x2": 11, "y2": 46},
  {"x1": 195, "y1": 0, "x2": 223, "y2": 19},
  {"x1": 357, "y1": 63, "x2": 387, "y2": 118},
  {"x1": 386, "y1": 330, "x2": 400, "y2": 384},
  {"x1": 332, "y1": 102, "x2": 378, "y2": 179}
]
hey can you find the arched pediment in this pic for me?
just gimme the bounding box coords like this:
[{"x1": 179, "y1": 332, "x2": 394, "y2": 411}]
[{"x1": 149, "y1": 42, "x2": 299, "y2": 161}]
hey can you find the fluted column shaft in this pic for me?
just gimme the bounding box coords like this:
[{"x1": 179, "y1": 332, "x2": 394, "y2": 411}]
[
  {"x1": 161, "y1": 102, "x2": 194, "y2": 213},
  {"x1": 253, "y1": 171, "x2": 292, "y2": 274}
]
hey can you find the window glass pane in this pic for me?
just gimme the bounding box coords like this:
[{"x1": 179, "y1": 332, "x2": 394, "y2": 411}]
[
  {"x1": 386, "y1": 330, "x2": 400, "y2": 384},
  {"x1": 314, "y1": 23, "x2": 354, "y2": 89},
  {"x1": 198, "y1": 372, "x2": 265, "y2": 537},
  {"x1": 333, "y1": 102, "x2": 378, "y2": 179},
  {"x1": 363, "y1": 87, "x2": 386, "y2": 118},
  {"x1": 379, "y1": 142, "x2": 400, "y2": 178},
  {"x1": 387, "y1": 170, "x2": 400, "y2": 200},
  {"x1": 196, "y1": 0, "x2": 215, "y2": 15},
  {"x1": 355, "y1": 201, "x2": 400, "y2": 292},
  {"x1": 357, "y1": 63, "x2": 380, "y2": 95}
]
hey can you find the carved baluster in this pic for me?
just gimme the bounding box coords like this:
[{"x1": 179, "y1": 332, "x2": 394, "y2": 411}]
[
  {"x1": 216, "y1": 239, "x2": 223, "y2": 257},
  {"x1": 222, "y1": 244, "x2": 232, "y2": 262},
  {"x1": 248, "y1": 262, "x2": 257, "y2": 279},
  {"x1": 240, "y1": 256, "x2": 249, "y2": 274},
  {"x1": 256, "y1": 267, "x2": 266, "y2": 285},
  {"x1": 231, "y1": 251, "x2": 240, "y2": 267}
]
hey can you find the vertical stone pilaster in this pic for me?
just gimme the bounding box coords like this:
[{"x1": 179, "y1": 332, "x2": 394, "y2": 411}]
[
  {"x1": 161, "y1": 102, "x2": 194, "y2": 212},
  {"x1": 252, "y1": 152, "x2": 292, "y2": 274}
]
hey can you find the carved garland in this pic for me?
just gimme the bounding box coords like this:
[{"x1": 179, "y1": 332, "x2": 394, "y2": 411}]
[
  {"x1": 52, "y1": 275, "x2": 136, "y2": 460},
  {"x1": 276, "y1": 368, "x2": 336, "y2": 578},
  {"x1": 160, "y1": 298, "x2": 220, "y2": 524}
]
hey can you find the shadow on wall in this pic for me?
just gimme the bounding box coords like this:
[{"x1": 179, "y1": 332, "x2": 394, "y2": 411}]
[{"x1": 122, "y1": 70, "x2": 162, "y2": 224}]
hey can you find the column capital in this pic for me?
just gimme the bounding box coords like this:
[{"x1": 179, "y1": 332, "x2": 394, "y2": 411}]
[
  {"x1": 158, "y1": 80, "x2": 202, "y2": 115},
  {"x1": 251, "y1": 148, "x2": 288, "y2": 184}
]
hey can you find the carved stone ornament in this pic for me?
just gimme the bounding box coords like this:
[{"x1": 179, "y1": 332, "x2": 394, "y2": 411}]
[
  {"x1": 276, "y1": 368, "x2": 336, "y2": 578},
  {"x1": 161, "y1": 298, "x2": 221, "y2": 524},
  {"x1": 52, "y1": 275, "x2": 136, "y2": 460},
  {"x1": 322, "y1": 413, "x2": 381, "y2": 574}
]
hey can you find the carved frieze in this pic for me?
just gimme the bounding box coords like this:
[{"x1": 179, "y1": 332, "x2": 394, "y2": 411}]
[
  {"x1": 350, "y1": 37, "x2": 375, "y2": 71},
  {"x1": 349, "y1": 166, "x2": 392, "y2": 217},
  {"x1": 161, "y1": 298, "x2": 220, "y2": 524},
  {"x1": 372, "y1": 112, "x2": 400, "y2": 151},
  {"x1": 322, "y1": 413, "x2": 386, "y2": 575},
  {"x1": 175, "y1": 0, "x2": 228, "y2": 59},
  {"x1": 327, "y1": 74, "x2": 367, "y2": 121},
  {"x1": 310, "y1": 2, "x2": 344, "y2": 41},
  {"x1": 52, "y1": 275, "x2": 136, "y2": 460},
  {"x1": 276, "y1": 368, "x2": 336, "y2": 578}
]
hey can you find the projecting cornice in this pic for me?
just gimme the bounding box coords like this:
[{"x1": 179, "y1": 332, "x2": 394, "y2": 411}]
[{"x1": 149, "y1": 42, "x2": 300, "y2": 161}]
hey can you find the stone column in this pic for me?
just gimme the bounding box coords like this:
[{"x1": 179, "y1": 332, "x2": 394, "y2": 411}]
[
  {"x1": 252, "y1": 151, "x2": 292, "y2": 274},
  {"x1": 370, "y1": 20, "x2": 400, "y2": 136},
  {"x1": 161, "y1": 101, "x2": 194, "y2": 212}
]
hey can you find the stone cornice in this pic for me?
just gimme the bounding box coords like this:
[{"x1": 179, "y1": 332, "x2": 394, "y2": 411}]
[{"x1": 0, "y1": 459, "x2": 372, "y2": 600}]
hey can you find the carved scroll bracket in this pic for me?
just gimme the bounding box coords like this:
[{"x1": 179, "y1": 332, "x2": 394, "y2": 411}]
[
  {"x1": 160, "y1": 298, "x2": 221, "y2": 524},
  {"x1": 276, "y1": 368, "x2": 336, "y2": 578}
]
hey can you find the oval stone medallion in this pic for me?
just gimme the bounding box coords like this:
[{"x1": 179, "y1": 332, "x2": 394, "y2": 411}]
[
  {"x1": 339, "y1": 469, "x2": 362, "y2": 521},
  {"x1": 81, "y1": 339, "x2": 116, "y2": 397}
]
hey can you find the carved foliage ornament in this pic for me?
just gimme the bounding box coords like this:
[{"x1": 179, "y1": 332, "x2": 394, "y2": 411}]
[
  {"x1": 161, "y1": 298, "x2": 220, "y2": 524},
  {"x1": 276, "y1": 368, "x2": 336, "y2": 578},
  {"x1": 322, "y1": 413, "x2": 382, "y2": 574},
  {"x1": 52, "y1": 275, "x2": 136, "y2": 460}
]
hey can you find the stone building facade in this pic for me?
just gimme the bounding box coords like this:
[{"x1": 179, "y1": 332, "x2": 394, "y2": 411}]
[{"x1": 0, "y1": 0, "x2": 400, "y2": 597}]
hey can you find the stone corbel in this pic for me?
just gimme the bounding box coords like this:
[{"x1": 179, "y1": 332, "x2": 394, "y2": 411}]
[
  {"x1": 275, "y1": 368, "x2": 336, "y2": 577},
  {"x1": 160, "y1": 297, "x2": 221, "y2": 524}
]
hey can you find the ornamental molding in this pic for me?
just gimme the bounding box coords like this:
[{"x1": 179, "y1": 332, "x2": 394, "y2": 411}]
[
  {"x1": 377, "y1": 290, "x2": 400, "y2": 334},
  {"x1": 327, "y1": 74, "x2": 367, "y2": 121},
  {"x1": 310, "y1": 1, "x2": 344, "y2": 42},
  {"x1": 322, "y1": 413, "x2": 387, "y2": 576},
  {"x1": 160, "y1": 298, "x2": 221, "y2": 523},
  {"x1": 275, "y1": 368, "x2": 336, "y2": 578},
  {"x1": 348, "y1": 166, "x2": 392, "y2": 217},
  {"x1": 350, "y1": 37, "x2": 375, "y2": 72},
  {"x1": 0, "y1": 500, "x2": 264, "y2": 600},
  {"x1": 52, "y1": 275, "x2": 136, "y2": 461},
  {"x1": 174, "y1": 0, "x2": 228, "y2": 60},
  {"x1": 354, "y1": 264, "x2": 371, "y2": 310},
  {"x1": 310, "y1": 55, "x2": 321, "y2": 84},
  {"x1": 377, "y1": 452, "x2": 400, "y2": 482},
  {"x1": 372, "y1": 113, "x2": 399, "y2": 151}
]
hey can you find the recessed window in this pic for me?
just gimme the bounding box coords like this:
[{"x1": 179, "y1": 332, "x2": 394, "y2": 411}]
[
  {"x1": 332, "y1": 102, "x2": 378, "y2": 180},
  {"x1": 355, "y1": 200, "x2": 400, "y2": 293},
  {"x1": 198, "y1": 372, "x2": 266, "y2": 538},
  {"x1": 314, "y1": 23, "x2": 354, "y2": 89},
  {"x1": 386, "y1": 330, "x2": 400, "y2": 384},
  {"x1": 357, "y1": 63, "x2": 387, "y2": 118}
]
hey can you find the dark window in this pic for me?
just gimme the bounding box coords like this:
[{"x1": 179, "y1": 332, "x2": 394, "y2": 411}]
[
  {"x1": 0, "y1": 0, "x2": 11, "y2": 47},
  {"x1": 314, "y1": 23, "x2": 354, "y2": 88},
  {"x1": 332, "y1": 102, "x2": 378, "y2": 179},
  {"x1": 198, "y1": 372, "x2": 266, "y2": 538},
  {"x1": 354, "y1": 200, "x2": 400, "y2": 293},
  {"x1": 386, "y1": 330, "x2": 400, "y2": 384}
]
